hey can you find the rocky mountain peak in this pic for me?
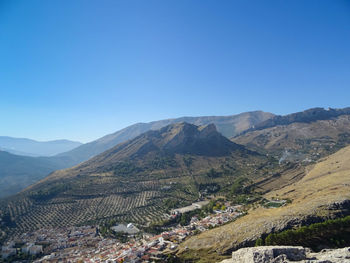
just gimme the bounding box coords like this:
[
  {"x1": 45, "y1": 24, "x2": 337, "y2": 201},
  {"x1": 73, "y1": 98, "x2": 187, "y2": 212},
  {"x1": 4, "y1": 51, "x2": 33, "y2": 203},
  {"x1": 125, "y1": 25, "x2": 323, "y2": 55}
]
[
  {"x1": 73, "y1": 122, "x2": 248, "y2": 175},
  {"x1": 155, "y1": 122, "x2": 241, "y2": 156}
]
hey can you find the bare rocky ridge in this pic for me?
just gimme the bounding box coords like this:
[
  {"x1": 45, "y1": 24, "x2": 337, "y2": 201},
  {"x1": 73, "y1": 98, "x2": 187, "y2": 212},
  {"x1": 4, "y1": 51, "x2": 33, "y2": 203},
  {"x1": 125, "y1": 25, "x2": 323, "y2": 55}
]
[
  {"x1": 244, "y1": 107, "x2": 350, "y2": 134},
  {"x1": 220, "y1": 246, "x2": 350, "y2": 263},
  {"x1": 233, "y1": 114, "x2": 350, "y2": 162}
]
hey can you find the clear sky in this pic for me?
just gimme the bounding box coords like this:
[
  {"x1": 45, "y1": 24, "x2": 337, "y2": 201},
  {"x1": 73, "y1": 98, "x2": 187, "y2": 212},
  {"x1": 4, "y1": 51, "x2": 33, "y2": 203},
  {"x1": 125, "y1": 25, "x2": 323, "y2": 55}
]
[{"x1": 1, "y1": 0, "x2": 349, "y2": 143}]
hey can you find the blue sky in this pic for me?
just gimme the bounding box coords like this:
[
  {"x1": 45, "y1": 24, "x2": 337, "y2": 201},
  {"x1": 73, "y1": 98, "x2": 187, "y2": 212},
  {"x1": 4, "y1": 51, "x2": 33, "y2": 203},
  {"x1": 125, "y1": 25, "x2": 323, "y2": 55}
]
[{"x1": 1, "y1": 0, "x2": 349, "y2": 142}]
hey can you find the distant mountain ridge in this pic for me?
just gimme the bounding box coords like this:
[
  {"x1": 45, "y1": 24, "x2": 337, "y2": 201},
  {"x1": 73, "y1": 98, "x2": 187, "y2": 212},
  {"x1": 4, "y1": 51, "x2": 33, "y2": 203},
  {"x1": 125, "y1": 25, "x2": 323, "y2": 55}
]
[
  {"x1": 233, "y1": 107, "x2": 350, "y2": 163},
  {"x1": 242, "y1": 107, "x2": 350, "y2": 135},
  {"x1": 0, "y1": 136, "x2": 82, "y2": 157},
  {"x1": 57, "y1": 111, "x2": 274, "y2": 164},
  {"x1": 0, "y1": 151, "x2": 71, "y2": 198}
]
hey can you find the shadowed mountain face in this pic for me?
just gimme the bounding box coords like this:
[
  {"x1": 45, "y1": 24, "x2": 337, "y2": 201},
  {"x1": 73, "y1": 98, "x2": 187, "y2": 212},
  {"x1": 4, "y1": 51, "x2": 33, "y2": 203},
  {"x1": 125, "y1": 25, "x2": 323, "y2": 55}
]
[
  {"x1": 1, "y1": 123, "x2": 270, "y2": 234},
  {"x1": 57, "y1": 111, "x2": 274, "y2": 164},
  {"x1": 0, "y1": 137, "x2": 82, "y2": 157},
  {"x1": 0, "y1": 151, "x2": 73, "y2": 198}
]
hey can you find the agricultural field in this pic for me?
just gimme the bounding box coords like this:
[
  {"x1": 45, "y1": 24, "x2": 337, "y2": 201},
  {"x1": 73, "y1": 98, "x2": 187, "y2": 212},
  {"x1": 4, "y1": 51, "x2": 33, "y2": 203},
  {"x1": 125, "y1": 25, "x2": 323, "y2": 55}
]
[
  {"x1": 0, "y1": 155, "x2": 278, "y2": 237},
  {"x1": 3, "y1": 176, "x2": 180, "y2": 235}
]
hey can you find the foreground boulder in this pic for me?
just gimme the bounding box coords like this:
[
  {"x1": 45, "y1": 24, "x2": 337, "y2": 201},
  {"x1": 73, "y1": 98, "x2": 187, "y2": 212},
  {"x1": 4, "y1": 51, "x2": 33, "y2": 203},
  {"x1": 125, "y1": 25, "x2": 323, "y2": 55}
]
[{"x1": 220, "y1": 246, "x2": 350, "y2": 263}]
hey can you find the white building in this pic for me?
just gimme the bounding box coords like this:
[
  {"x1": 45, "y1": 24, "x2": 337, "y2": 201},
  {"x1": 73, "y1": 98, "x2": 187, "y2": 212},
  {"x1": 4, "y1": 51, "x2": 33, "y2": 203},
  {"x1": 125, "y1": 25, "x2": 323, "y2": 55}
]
[
  {"x1": 29, "y1": 245, "x2": 43, "y2": 255},
  {"x1": 22, "y1": 243, "x2": 43, "y2": 255}
]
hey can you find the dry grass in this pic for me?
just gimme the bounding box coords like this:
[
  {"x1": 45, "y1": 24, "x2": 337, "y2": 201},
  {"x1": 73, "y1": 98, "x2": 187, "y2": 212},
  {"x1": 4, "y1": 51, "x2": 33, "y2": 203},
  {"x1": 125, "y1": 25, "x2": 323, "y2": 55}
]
[{"x1": 178, "y1": 145, "x2": 350, "y2": 262}]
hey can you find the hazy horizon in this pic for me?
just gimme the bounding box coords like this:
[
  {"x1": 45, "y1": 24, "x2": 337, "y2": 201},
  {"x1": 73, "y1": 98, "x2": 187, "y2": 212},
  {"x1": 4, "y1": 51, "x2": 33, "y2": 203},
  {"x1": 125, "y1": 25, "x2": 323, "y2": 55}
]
[{"x1": 0, "y1": 106, "x2": 347, "y2": 143}]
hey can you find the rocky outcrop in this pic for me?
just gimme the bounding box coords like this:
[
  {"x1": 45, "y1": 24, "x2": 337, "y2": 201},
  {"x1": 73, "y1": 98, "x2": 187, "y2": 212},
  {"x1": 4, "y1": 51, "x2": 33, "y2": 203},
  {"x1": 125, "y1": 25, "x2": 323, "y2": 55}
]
[
  {"x1": 220, "y1": 246, "x2": 350, "y2": 263},
  {"x1": 246, "y1": 107, "x2": 350, "y2": 133}
]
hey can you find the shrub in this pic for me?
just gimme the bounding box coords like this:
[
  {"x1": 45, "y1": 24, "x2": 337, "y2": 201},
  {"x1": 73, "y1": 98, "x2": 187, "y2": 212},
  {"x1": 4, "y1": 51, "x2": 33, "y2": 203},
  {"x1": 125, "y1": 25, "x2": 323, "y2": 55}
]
[{"x1": 264, "y1": 215, "x2": 350, "y2": 251}]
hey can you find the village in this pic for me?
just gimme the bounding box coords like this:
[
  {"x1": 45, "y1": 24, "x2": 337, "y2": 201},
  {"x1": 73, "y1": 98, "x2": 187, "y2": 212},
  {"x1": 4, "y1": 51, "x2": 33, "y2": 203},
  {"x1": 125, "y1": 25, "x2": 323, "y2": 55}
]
[{"x1": 1, "y1": 201, "x2": 243, "y2": 262}]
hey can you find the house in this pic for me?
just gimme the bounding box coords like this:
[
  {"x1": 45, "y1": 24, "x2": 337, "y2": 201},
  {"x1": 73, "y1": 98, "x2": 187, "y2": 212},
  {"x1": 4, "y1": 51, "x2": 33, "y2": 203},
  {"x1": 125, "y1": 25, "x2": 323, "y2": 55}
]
[
  {"x1": 22, "y1": 243, "x2": 43, "y2": 255},
  {"x1": 29, "y1": 245, "x2": 43, "y2": 255}
]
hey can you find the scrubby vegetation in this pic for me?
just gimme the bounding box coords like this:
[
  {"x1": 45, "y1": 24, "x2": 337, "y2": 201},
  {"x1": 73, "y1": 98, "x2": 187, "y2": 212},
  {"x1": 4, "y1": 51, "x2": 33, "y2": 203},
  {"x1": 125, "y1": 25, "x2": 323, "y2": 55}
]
[
  {"x1": 206, "y1": 168, "x2": 222, "y2": 178},
  {"x1": 111, "y1": 162, "x2": 143, "y2": 176},
  {"x1": 256, "y1": 215, "x2": 350, "y2": 251},
  {"x1": 144, "y1": 199, "x2": 229, "y2": 234},
  {"x1": 222, "y1": 176, "x2": 263, "y2": 205},
  {"x1": 163, "y1": 198, "x2": 180, "y2": 211},
  {"x1": 151, "y1": 155, "x2": 177, "y2": 169},
  {"x1": 29, "y1": 183, "x2": 71, "y2": 202}
]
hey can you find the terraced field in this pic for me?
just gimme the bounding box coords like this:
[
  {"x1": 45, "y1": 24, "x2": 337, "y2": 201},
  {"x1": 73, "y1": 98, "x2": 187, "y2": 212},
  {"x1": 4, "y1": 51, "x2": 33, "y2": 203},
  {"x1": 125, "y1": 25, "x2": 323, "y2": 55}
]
[
  {"x1": 1, "y1": 158, "x2": 272, "y2": 236},
  {"x1": 4, "y1": 178, "x2": 172, "y2": 234}
]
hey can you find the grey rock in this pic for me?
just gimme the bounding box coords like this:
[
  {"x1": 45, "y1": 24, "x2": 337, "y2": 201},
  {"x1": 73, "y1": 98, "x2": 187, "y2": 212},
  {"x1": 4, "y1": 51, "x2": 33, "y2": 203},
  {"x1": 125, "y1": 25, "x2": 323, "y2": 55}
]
[
  {"x1": 310, "y1": 247, "x2": 350, "y2": 262},
  {"x1": 228, "y1": 246, "x2": 306, "y2": 263},
  {"x1": 220, "y1": 246, "x2": 350, "y2": 263}
]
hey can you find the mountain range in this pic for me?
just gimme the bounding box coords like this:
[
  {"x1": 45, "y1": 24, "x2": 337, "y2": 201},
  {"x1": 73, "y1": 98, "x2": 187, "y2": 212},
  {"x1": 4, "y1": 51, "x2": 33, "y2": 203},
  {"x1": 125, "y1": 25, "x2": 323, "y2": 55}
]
[
  {"x1": 0, "y1": 111, "x2": 273, "y2": 197},
  {"x1": 243, "y1": 107, "x2": 350, "y2": 133},
  {"x1": 57, "y1": 111, "x2": 274, "y2": 164},
  {"x1": 2, "y1": 107, "x2": 350, "y2": 199}
]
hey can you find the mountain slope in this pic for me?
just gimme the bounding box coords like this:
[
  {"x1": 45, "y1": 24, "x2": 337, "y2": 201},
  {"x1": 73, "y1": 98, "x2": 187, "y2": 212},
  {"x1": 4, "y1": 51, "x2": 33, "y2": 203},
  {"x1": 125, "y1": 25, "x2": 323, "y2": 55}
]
[
  {"x1": 0, "y1": 151, "x2": 73, "y2": 198},
  {"x1": 58, "y1": 111, "x2": 274, "y2": 164},
  {"x1": 1, "y1": 123, "x2": 270, "y2": 234},
  {"x1": 0, "y1": 136, "x2": 82, "y2": 157},
  {"x1": 244, "y1": 107, "x2": 350, "y2": 133},
  {"x1": 233, "y1": 108, "x2": 350, "y2": 163},
  {"x1": 178, "y1": 145, "x2": 350, "y2": 262}
]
